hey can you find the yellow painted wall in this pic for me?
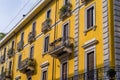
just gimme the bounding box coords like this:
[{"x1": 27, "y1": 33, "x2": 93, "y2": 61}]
[{"x1": 0, "y1": 0, "x2": 114, "y2": 80}]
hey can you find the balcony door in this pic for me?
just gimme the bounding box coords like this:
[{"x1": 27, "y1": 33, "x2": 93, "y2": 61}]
[
  {"x1": 87, "y1": 51, "x2": 94, "y2": 80},
  {"x1": 63, "y1": 23, "x2": 69, "y2": 43},
  {"x1": 62, "y1": 62, "x2": 68, "y2": 80}
]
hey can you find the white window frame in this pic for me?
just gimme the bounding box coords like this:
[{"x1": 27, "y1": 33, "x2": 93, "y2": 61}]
[
  {"x1": 40, "y1": 61, "x2": 49, "y2": 80},
  {"x1": 20, "y1": 32, "x2": 24, "y2": 42},
  {"x1": 43, "y1": 34, "x2": 50, "y2": 55},
  {"x1": 15, "y1": 75, "x2": 21, "y2": 80},
  {"x1": 62, "y1": 21, "x2": 70, "y2": 41},
  {"x1": 84, "y1": 46, "x2": 97, "y2": 80},
  {"x1": 29, "y1": 45, "x2": 34, "y2": 59},
  {"x1": 60, "y1": 57, "x2": 68, "y2": 80},
  {"x1": 46, "y1": 9, "x2": 51, "y2": 19},
  {"x1": 84, "y1": 3, "x2": 96, "y2": 33},
  {"x1": 17, "y1": 53, "x2": 22, "y2": 70},
  {"x1": 64, "y1": 0, "x2": 70, "y2": 5},
  {"x1": 32, "y1": 21, "x2": 36, "y2": 32}
]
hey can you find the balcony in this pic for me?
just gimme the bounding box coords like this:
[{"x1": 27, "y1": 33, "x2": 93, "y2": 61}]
[
  {"x1": 7, "y1": 48, "x2": 14, "y2": 58},
  {"x1": 19, "y1": 58, "x2": 36, "y2": 75},
  {"x1": 0, "y1": 55, "x2": 5, "y2": 64},
  {"x1": 49, "y1": 37, "x2": 73, "y2": 58},
  {"x1": 68, "y1": 66, "x2": 120, "y2": 80},
  {"x1": 41, "y1": 18, "x2": 51, "y2": 33},
  {"x1": 28, "y1": 31, "x2": 36, "y2": 43},
  {"x1": 59, "y1": 3, "x2": 72, "y2": 20},
  {"x1": 17, "y1": 41, "x2": 24, "y2": 52},
  {"x1": 0, "y1": 69, "x2": 12, "y2": 80}
]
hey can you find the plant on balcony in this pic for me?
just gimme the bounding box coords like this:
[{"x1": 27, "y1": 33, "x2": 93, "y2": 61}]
[
  {"x1": 28, "y1": 59, "x2": 36, "y2": 67},
  {"x1": 41, "y1": 18, "x2": 51, "y2": 33},
  {"x1": 107, "y1": 69, "x2": 116, "y2": 79},
  {"x1": 28, "y1": 31, "x2": 36, "y2": 43},
  {"x1": 7, "y1": 48, "x2": 14, "y2": 58},
  {"x1": 59, "y1": 3, "x2": 72, "y2": 20},
  {"x1": 17, "y1": 41, "x2": 24, "y2": 52}
]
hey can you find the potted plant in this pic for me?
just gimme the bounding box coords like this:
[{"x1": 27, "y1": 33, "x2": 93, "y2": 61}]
[{"x1": 107, "y1": 69, "x2": 116, "y2": 80}]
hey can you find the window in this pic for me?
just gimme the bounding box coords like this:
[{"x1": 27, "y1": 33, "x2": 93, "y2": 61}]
[
  {"x1": 87, "y1": 51, "x2": 94, "y2": 79},
  {"x1": 44, "y1": 36, "x2": 49, "y2": 53},
  {"x1": 64, "y1": 0, "x2": 69, "y2": 5},
  {"x1": 3, "y1": 47, "x2": 6, "y2": 60},
  {"x1": 86, "y1": 5, "x2": 95, "y2": 29},
  {"x1": 63, "y1": 23, "x2": 69, "y2": 42},
  {"x1": 42, "y1": 71, "x2": 47, "y2": 80},
  {"x1": 15, "y1": 76, "x2": 21, "y2": 80},
  {"x1": 30, "y1": 46, "x2": 34, "y2": 59},
  {"x1": 62, "y1": 62, "x2": 67, "y2": 80},
  {"x1": 9, "y1": 61, "x2": 12, "y2": 74},
  {"x1": 28, "y1": 76, "x2": 32, "y2": 80},
  {"x1": 46, "y1": 9, "x2": 51, "y2": 19},
  {"x1": 32, "y1": 22, "x2": 36, "y2": 32},
  {"x1": 1, "y1": 66, "x2": 4, "y2": 73},
  {"x1": 21, "y1": 32, "x2": 24, "y2": 41},
  {"x1": 18, "y1": 55, "x2": 22, "y2": 69},
  {"x1": 12, "y1": 41, "x2": 14, "y2": 49}
]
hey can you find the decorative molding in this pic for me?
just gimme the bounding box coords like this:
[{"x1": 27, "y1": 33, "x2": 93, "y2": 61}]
[
  {"x1": 82, "y1": 38, "x2": 98, "y2": 49},
  {"x1": 15, "y1": 75, "x2": 21, "y2": 80},
  {"x1": 40, "y1": 61, "x2": 49, "y2": 68},
  {"x1": 102, "y1": 0, "x2": 110, "y2": 69}
]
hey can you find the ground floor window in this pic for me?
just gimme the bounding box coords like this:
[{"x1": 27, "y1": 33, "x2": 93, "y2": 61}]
[{"x1": 62, "y1": 62, "x2": 68, "y2": 80}]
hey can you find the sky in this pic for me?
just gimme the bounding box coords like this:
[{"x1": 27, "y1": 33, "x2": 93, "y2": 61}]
[{"x1": 0, "y1": 0, "x2": 40, "y2": 33}]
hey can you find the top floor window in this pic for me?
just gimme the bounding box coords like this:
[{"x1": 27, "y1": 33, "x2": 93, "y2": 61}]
[
  {"x1": 32, "y1": 22, "x2": 36, "y2": 32},
  {"x1": 21, "y1": 32, "x2": 24, "y2": 41},
  {"x1": 86, "y1": 5, "x2": 95, "y2": 30},
  {"x1": 46, "y1": 9, "x2": 51, "y2": 19},
  {"x1": 3, "y1": 47, "x2": 6, "y2": 59},
  {"x1": 12, "y1": 41, "x2": 14, "y2": 49},
  {"x1": 64, "y1": 0, "x2": 69, "y2": 5}
]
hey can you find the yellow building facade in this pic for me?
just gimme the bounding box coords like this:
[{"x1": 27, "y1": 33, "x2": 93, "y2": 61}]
[{"x1": 0, "y1": 0, "x2": 120, "y2": 80}]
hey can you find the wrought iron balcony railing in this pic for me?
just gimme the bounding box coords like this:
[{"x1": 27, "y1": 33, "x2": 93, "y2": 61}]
[
  {"x1": 49, "y1": 37, "x2": 74, "y2": 58},
  {"x1": 0, "y1": 69, "x2": 12, "y2": 80},
  {"x1": 19, "y1": 58, "x2": 36, "y2": 75},
  {"x1": 7, "y1": 48, "x2": 14, "y2": 58},
  {"x1": 41, "y1": 18, "x2": 51, "y2": 33},
  {"x1": 28, "y1": 31, "x2": 36, "y2": 43},
  {"x1": 17, "y1": 41, "x2": 24, "y2": 52},
  {"x1": 67, "y1": 66, "x2": 120, "y2": 80},
  {"x1": 59, "y1": 3, "x2": 72, "y2": 20}
]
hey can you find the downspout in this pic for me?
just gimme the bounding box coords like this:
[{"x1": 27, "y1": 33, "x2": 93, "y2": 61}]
[{"x1": 52, "y1": 0, "x2": 58, "y2": 80}]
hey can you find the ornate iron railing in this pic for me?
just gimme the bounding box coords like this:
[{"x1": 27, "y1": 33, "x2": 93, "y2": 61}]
[
  {"x1": 49, "y1": 37, "x2": 74, "y2": 57},
  {"x1": 19, "y1": 58, "x2": 36, "y2": 75},
  {"x1": 67, "y1": 66, "x2": 120, "y2": 80},
  {"x1": 7, "y1": 48, "x2": 14, "y2": 58},
  {"x1": 28, "y1": 31, "x2": 36, "y2": 43},
  {"x1": 17, "y1": 41, "x2": 24, "y2": 52}
]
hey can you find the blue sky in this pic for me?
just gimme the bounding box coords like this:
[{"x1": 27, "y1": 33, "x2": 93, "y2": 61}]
[{"x1": 0, "y1": 0, "x2": 39, "y2": 33}]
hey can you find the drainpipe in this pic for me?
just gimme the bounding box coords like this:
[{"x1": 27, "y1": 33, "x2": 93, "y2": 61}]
[{"x1": 52, "y1": 0, "x2": 58, "y2": 80}]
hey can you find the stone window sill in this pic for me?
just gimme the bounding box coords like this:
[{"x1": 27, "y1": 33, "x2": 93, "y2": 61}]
[{"x1": 84, "y1": 25, "x2": 97, "y2": 35}]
